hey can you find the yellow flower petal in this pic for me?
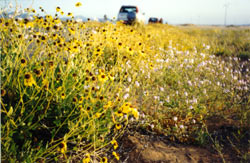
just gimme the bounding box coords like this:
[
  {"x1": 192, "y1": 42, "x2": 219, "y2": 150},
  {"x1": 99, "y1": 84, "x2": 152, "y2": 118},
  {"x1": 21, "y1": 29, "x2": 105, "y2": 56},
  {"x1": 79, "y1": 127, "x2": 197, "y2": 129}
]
[{"x1": 75, "y1": 2, "x2": 82, "y2": 7}]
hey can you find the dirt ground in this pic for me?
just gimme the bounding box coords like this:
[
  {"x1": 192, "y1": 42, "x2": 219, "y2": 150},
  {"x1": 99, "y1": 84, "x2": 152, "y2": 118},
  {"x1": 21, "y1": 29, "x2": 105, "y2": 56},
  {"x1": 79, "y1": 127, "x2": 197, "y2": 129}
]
[
  {"x1": 116, "y1": 132, "x2": 221, "y2": 163},
  {"x1": 112, "y1": 118, "x2": 249, "y2": 163}
]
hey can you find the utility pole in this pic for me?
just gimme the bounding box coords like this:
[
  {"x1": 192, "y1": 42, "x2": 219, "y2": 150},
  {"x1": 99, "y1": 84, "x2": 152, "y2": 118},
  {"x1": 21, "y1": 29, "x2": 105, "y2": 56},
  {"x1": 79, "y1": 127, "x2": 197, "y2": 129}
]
[{"x1": 224, "y1": 1, "x2": 230, "y2": 26}]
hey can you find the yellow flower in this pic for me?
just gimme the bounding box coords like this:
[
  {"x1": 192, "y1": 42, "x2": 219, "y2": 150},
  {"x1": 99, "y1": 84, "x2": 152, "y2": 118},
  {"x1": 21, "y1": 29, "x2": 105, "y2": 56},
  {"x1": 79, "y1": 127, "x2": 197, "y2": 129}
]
[
  {"x1": 60, "y1": 11, "x2": 64, "y2": 15},
  {"x1": 20, "y1": 58, "x2": 27, "y2": 66},
  {"x1": 68, "y1": 27, "x2": 75, "y2": 35},
  {"x1": 33, "y1": 69, "x2": 42, "y2": 77},
  {"x1": 104, "y1": 101, "x2": 113, "y2": 109},
  {"x1": 57, "y1": 86, "x2": 62, "y2": 91},
  {"x1": 42, "y1": 79, "x2": 49, "y2": 90},
  {"x1": 112, "y1": 151, "x2": 120, "y2": 161},
  {"x1": 108, "y1": 73, "x2": 114, "y2": 81},
  {"x1": 121, "y1": 102, "x2": 132, "y2": 114},
  {"x1": 79, "y1": 96, "x2": 84, "y2": 104},
  {"x1": 25, "y1": 8, "x2": 30, "y2": 12},
  {"x1": 117, "y1": 42, "x2": 123, "y2": 49},
  {"x1": 67, "y1": 12, "x2": 73, "y2": 17},
  {"x1": 40, "y1": 35, "x2": 47, "y2": 42},
  {"x1": 25, "y1": 21, "x2": 34, "y2": 28},
  {"x1": 73, "y1": 96, "x2": 78, "y2": 103},
  {"x1": 56, "y1": 6, "x2": 61, "y2": 12},
  {"x1": 111, "y1": 139, "x2": 118, "y2": 150},
  {"x1": 130, "y1": 29, "x2": 135, "y2": 34},
  {"x1": 52, "y1": 33, "x2": 58, "y2": 40},
  {"x1": 48, "y1": 61, "x2": 54, "y2": 68},
  {"x1": 94, "y1": 48, "x2": 103, "y2": 57},
  {"x1": 86, "y1": 106, "x2": 92, "y2": 112},
  {"x1": 98, "y1": 73, "x2": 108, "y2": 83},
  {"x1": 132, "y1": 108, "x2": 139, "y2": 120},
  {"x1": 75, "y1": 2, "x2": 82, "y2": 7},
  {"x1": 24, "y1": 73, "x2": 36, "y2": 87},
  {"x1": 1, "y1": 89, "x2": 6, "y2": 97},
  {"x1": 100, "y1": 157, "x2": 108, "y2": 163},
  {"x1": 149, "y1": 63, "x2": 154, "y2": 70},
  {"x1": 115, "y1": 110, "x2": 123, "y2": 117},
  {"x1": 59, "y1": 141, "x2": 67, "y2": 154},
  {"x1": 61, "y1": 93, "x2": 66, "y2": 99},
  {"x1": 83, "y1": 153, "x2": 91, "y2": 163},
  {"x1": 115, "y1": 124, "x2": 122, "y2": 130},
  {"x1": 139, "y1": 50, "x2": 146, "y2": 57},
  {"x1": 94, "y1": 112, "x2": 101, "y2": 119},
  {"x1": 126, "y1": 47, "x2": 134, "y2": 55}
]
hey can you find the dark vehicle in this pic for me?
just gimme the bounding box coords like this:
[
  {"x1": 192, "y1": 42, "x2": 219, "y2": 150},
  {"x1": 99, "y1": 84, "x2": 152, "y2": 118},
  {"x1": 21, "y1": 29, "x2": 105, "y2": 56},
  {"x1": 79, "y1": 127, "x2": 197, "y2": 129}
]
[
  {"x1": 117, "y1": 5, "x2": 145, "y2": 25},
  {"x1": 148, "y1": 17, "x2": 158, "y2": 23},
  {"x1": 148, "y1": 17, "x2": 163, "y2": 24}
]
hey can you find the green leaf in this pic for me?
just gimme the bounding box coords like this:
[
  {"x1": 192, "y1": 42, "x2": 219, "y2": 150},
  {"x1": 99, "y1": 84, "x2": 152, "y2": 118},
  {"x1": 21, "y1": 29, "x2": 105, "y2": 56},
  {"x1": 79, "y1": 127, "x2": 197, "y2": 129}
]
[{"x1": 53, "y1": 120, "x2": 61, "y2": 127}]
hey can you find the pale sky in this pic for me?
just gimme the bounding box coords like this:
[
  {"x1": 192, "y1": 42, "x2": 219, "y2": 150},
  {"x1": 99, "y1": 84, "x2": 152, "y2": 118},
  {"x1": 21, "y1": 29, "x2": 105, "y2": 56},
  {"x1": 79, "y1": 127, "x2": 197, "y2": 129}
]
[{"x1": 1, "y1": 0, "x2": 250, "y2": 25}]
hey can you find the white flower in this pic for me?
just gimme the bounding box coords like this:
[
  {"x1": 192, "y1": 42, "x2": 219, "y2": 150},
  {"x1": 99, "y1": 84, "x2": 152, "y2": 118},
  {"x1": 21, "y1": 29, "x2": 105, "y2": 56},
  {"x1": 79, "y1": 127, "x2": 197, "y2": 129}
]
[
  {"x1": 154, "y1": 96, "x2": 160, "y2": 100},
  {"x1": 127, "y1": 77, "x2": 132, "y2": 82},
  {"x1": 184, "y1": 92, "x2": 188, "y2": 96},
  {"x1": 123, "y1": 93, "x2": 129, "y2": 99},
  {"x1": 135, "y1": 81, "x2": 140, "y2": 87},
  {"x1": 166, "y1": 96, "x2": 170, "y2": 102},
  {"x1": 173, "y1": 116, "x2": 178, "y2": 121},
  {"x1": 84, "y1": 85, "x2": 90, "y2": 89},
  {"x1": 200, "y1": 53, "x2": 206, "y2": 58},
  {"x1": 188, "y1": 81, "x2": 192, "y2": 86},
  {"x1": 8, "y1": 14, "x2": 14, "y2": 19},
  {"x1": 190, "y1": 59, "x2": 194, "y2": 64},
  {"x1": 75, "y1": 18, "x2": 82, "y2": 23},
  {"x1": 24, "y1": 34, "x2": 29, "y2": 39},
  {"x1": 179, "y1": 124, "x2": 184, "y2": 129},
  {"x1": 125, "y1": 88, "x2": 130, "y2": 92},
  {"x1": 147, "y1": 73, "x2": 151, "y2": 79},
  {"x1": 193, "y1": 98, "x2": 197, "y2": 104},
  {"x1": 8, "y1": 2, "x2": 13, "y2": 8}
]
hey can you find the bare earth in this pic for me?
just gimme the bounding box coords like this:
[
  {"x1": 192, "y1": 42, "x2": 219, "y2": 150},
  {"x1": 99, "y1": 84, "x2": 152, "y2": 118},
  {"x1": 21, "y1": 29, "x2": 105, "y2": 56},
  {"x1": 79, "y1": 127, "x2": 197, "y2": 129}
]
[{"x1": 112, "y1": 118, "x2": 249, "y2": 163}]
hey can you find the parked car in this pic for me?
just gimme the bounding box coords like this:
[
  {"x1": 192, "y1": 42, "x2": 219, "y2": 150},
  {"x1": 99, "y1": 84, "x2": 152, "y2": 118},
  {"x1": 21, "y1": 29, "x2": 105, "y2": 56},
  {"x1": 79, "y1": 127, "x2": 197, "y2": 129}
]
[
  {"x1": 148, "y1": 17, "x2": 163, "y2": 24},
  {"x1": 117, "y1": 5, "x2": 145, "y2": 25},
  {"x1": 148, "y1": 17, "x2": 159, "y2": 23}
]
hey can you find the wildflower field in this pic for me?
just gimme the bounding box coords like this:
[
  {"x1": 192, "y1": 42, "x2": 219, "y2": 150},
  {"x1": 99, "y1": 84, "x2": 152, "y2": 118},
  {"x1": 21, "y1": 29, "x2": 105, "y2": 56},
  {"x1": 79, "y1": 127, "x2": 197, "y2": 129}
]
[{"x1": 1, "y1": 6, "x2": 250, "y2": 163}]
